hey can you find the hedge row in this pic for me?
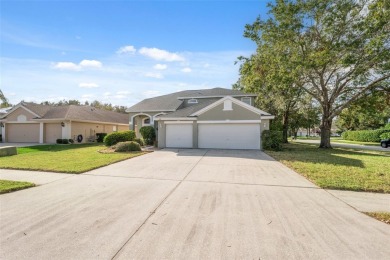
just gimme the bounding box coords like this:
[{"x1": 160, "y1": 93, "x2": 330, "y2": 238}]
[
  {"x1": 380, "y1": 132, "x2": 390, "y2": 140},
  {"x1": 262, "y1": 130, "x2": 283, "y2": 151},
  {"x1": 342, "y1": 129, "x2": 390, "y2": 142},
  {"x1": 103, "y1": 130, "x2": 136, "y2": 146}
]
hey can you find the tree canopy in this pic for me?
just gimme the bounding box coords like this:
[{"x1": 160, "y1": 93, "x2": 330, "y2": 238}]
[{"x1": 239, "y1": 0, "x2": 390, "y2": 148}]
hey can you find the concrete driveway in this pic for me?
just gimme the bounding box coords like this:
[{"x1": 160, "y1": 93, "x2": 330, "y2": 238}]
[{"x1": 1, "y1": 149, "x2": 389, "y2": 259}]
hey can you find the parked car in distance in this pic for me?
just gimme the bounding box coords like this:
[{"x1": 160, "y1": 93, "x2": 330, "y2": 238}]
[{"x1": 380, "y1": 139, "x2": 390, "y2": 148}]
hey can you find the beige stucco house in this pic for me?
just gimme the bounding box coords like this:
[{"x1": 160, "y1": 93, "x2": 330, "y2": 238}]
[
  {"x1": 126, "y1": 88, "x2": 274, "y2": 150},
  {"x1": 0, "y1": 102, "x2": 129, "y2": 143}
]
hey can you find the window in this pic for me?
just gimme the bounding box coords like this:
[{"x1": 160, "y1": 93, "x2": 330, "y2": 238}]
[
  {"x1": 143, "y1": 118, "x2": 151, "y2": 124},
  {"x1": 113, "y1": 126, "x2": 117, "y2": 132},
  {"x1": 188, "y1": 99, "x2": 198, "y2": 104},
  {"x1": 241, "y1": 97, "x2": 251, "y2": 105},
  {"x1": 223, "y1": 100, "x2": 233, "y2": 111}
]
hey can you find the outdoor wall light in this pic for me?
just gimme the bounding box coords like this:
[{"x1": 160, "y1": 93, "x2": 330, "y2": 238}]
[{"x1": 61, "y1": 122, "x2": 65, "y2": 127}]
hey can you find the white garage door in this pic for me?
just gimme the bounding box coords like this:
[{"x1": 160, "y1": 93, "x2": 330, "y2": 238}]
[
  {"x1": 166, "y1": 123, "x2": 193, "y2": 148},
  {"x1": 198, "y1": 123, "x2": 260, "y2": 150},
  {"x1": 7, "y1": 123, "x2": 40, "y2": 143}
]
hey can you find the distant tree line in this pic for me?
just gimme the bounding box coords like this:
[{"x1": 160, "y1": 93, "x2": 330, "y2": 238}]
[{"x1": 40, "y1": 100, "x2": 128, "y2": 114}]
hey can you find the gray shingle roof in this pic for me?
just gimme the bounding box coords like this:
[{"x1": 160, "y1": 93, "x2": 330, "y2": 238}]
[
  {"x1": 7, "y1": 102, "x2": 128, "y2": 124},
  {"x1": 126, "y1": 87, "x2": 255, "y2": 113},
  {"x1": 158, "y1": 99, "x2": 218, "y2": 118}
]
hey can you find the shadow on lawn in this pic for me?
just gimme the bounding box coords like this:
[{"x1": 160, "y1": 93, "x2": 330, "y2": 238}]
[
  {"x1": 275, "y1": 142, "x2": 389, "y2": 168},
  {"x1": 17, "y1": 143, "x2": 102, "y2": 154}
]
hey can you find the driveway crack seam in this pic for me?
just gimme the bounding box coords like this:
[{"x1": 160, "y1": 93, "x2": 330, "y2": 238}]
[{"x1": 110, "y1": 149, "x2": 209, "y2": 260}]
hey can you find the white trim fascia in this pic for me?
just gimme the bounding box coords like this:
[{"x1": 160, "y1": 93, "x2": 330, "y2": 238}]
[
  {"x1": 177, "y1": 94, "x2": 257, "y2": 99},
  {"x1": 164, "y1": 121, "x2": 194, "y2": 125},
  {"x1": 197, "y1": 120, "x2": 261, "y2": 124},
  {"x1": 125, "y1": 109, "x2": 176, "y2": 113},
  {"x1": 2, "y1": 121, "x2": 40, "y2": 124},
  {"x1": 191, "y1": 96, "x2": 270, "y2": 117},
  {"x1": 3, "y1": 103, "x2": 41, "y2": 118},
  {"x1": 155, "y1": 117, "x2": 196, "y2": 121},
  {"x1": 261, "y1": 115, "x2": 275, "y2": 119}
]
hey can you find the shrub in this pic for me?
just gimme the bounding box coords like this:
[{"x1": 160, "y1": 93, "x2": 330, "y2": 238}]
[
  {"x1": 384, "y1": 123, "x2": 390, "y2": 130},
  {"x1": 68, "y1": 139, "x2": 74, "y2": 144},
  {"x1": 262, "y1": 130, "x2": 283, "y2": 151},
  {"x1": 342, "y1": 129, "x2": 390, "y2": 142},
  {"x1": 114, "y1": 141, "x2": 141, "y2": 152},
  {"x1": 103, "y1": 130, "x2": 136, "y2": 146},
  {"x1": 96, "y1": 133, "x2": 107, "y2": 143},
  {"x1": 56, "y1": 139, "x2": 69, "y2": 144},
  {"x1": 139, "y1": 126, "x2": 156, "y2": 145},
  {"x1": 134, "y1": 138, "x2": 145, "y2": 146},
  {"x1": 0, "y1": 134, "x2": 2, "y2": 142},
  {"x1": 380, "y1": 132, "x2": 390, "y2": 140}
]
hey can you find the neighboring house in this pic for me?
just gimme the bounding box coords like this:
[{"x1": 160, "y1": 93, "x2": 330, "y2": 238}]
[
  {"x1": 126, "y1": 88, "x2": 274, "y2": 150},
  {"x1": 0, "y1": 102, "x2": 129, "y2": 143}
]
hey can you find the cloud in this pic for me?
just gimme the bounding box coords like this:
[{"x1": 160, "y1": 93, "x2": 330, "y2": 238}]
[
  {"x1": 139, "y1": 47, "x2": 184, "y2": 62},
  {"x1": 102, "y1": 91, "x2": 131, "y2": 100},
  {"x1": 142, "y1": 90, "x2": 161, "y2": 98},
  {"x1": 79, "y1": 60, "x2": 102, "y2": 68},
  {"x1": 116, "y1": 91, "x2": 131, "y2": 95},
  {"x1": 54, "y1": 62, "x2": 79, "y2": 70},
  {"x1": 153, "y1": 64, "x2": 167, "y2": 70},
  {"x1": 144, "y1": 72, "x2": 164, "y2": 79},
  {"x1": 181, "y1": 67, "x2": 192, "y2": 73},
  {"x1": 117, "y1": 45, "x2": 136, "y2": 54},
  {"x1": 53, "y1": 59, "x2": 102, "y2": 70},
  {"x1": 79, "y1": 83, "x2": 99, "y2": 88}
]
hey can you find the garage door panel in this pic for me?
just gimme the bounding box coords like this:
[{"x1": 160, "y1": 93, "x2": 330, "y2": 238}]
[
  {"x1": 7, "y1": 123, "x2": 40, "y2": 143},
  {"x1": 166, "y1": 124, "x2": 193, "y2": 148},
  {"x1": 45, "y1": 123, "x2": 62, "y2": 143},
  {"x1": 198, "y1": 123, "x2": 260, "y2": 150}
]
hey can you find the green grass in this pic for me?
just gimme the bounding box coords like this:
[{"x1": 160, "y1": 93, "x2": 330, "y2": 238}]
[
  {"x1": 0, "y1": 144, "x2": 147, "y2": 173},
  {"x1": 265, "y1": 143, "x2": 390, "y2": 193},
  {"x1": 330, "y1": 137, "x2": 379, "y2": 146},
  {"x1": 364, "y1": 212, "x2": 390, "y2": 225},
  {"x1": 0, "y1": 180, "x2": 35, "y2": 194}
]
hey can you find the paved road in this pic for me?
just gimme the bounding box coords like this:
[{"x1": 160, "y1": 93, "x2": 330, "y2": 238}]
[
  {"x1": 1, "y1": 149, "x2": 389, "y2": 259},
  {"x1": 294, "y1": 139, "x2": 389, "y2": 152}
]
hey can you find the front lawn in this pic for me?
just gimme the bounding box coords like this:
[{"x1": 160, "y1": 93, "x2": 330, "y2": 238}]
[
  {"x1": 266, "y1": 143, "x2": 390, "y2": 193},
  {"x1": 0, "y1": 144, "x2": 146, "y2": 173},
  {"x1": 0, "y1": 180, "x2": 35, "y2": 194},
  {"x1": 330, "y1": 137, "x2": 379, "y2": 146}
]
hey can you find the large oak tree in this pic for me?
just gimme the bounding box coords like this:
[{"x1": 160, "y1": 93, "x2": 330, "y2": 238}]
[{"x1": 242, "y1": 0, "x2": 390, "y2": 148}]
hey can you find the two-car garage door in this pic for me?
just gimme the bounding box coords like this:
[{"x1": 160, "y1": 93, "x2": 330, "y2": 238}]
[
  {"x1": 198, "y1": 123, "x2": 260, "y2": 150},
  {"x1": 165, "y1": 122, "x2": 261, "y2": 150}
]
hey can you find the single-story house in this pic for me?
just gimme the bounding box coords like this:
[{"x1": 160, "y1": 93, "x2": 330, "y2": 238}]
[
  {"x1": 0, "y1": 102, "x2": 129, "y2": 143},
  {"x1": 126, "y1": 88, "x2": 274, "y2": 150}
]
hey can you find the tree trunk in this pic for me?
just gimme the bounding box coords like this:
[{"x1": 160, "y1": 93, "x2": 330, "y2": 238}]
[
  {"x1": 319, "y1": 109, "x2": 332, "y2": 148},
  {"x1": 282, "y1": 112, "x2": 289, "y2": 143}
]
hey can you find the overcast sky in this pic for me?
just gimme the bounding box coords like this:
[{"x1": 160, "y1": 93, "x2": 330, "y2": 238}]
[{"x1": 1, "y1": 0, "x2": 269, "y2": 107}]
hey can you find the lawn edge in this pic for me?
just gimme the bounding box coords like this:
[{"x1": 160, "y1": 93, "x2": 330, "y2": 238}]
[
  {"x1": 0, "y1": 151, "x2": 150, "y2": 174},
  {"x1": 0, "y1": 181, "x2": 36, "y2": 194}
]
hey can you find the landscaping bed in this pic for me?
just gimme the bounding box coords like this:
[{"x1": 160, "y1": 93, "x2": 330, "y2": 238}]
[
  {"x1": 265, "y1": 143, "x2": 390, "y2": 193},
  {"x1": 0, "y1": 180, "x2": 35, "y2": 194},
  {"x1": 0, "y1": 144, "x2": 147, "y2": 174}
]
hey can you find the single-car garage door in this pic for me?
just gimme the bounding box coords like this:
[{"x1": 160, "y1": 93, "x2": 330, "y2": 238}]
[
  {"x1": 7, "y1": 123, "x2": 40, "y2": 143},
  {"x1": 45, "y1": 123, "x2": 62, "y2": 143},
  {"x1": 198, "y1": 123, "x2": 260, "y2": 150},
  {"x1": 166, "y1": 123, "x2": 193, "y2": 148}
]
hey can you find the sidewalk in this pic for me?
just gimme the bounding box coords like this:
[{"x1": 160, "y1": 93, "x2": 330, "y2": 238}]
[
  {"x1": 327, "y1": 189, "x2": 390, "y2": 212},
  {"x1": 294, "y1": 139, "x2": 388, "y2": 152},
  {"x1": 1, "y1": 168, "x2": 389, "y2": 213}
]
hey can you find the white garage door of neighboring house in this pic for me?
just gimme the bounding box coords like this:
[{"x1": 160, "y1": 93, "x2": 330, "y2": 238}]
[
  {"x1": 198, "y1": 123, "x2": 260, "y2": 150},
  {"x1": 166, "y1": 123, "x2": 193, "y2": 148},
  {"x1": 7, "y1": 123, "x2": 40, "y2": 143}
]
